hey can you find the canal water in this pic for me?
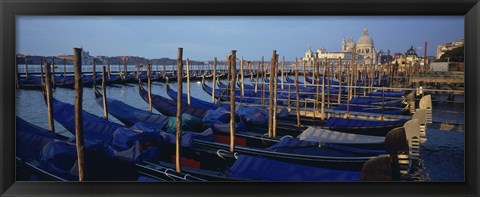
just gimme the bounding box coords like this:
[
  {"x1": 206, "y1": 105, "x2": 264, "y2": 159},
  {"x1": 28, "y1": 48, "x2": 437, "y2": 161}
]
[{"x1": 15, "y1": 78, "x2": 465, "y2": 182}]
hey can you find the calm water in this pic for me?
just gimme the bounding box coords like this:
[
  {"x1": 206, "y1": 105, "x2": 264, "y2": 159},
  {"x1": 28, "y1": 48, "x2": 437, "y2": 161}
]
[{"x1": 15, "y1": 79, "x2": 465, "y2": 182}]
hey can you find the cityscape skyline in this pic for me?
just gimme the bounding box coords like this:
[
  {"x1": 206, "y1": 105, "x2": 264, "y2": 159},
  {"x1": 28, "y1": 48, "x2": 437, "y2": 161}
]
[{"x1": 17, "y1": 16, "x2": 464, "y2": 61}]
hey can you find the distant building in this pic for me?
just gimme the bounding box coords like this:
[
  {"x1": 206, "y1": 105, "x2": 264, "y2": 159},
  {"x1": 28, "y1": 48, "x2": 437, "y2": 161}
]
[
  {"x1": 430, "y1": 62, "x2": 449, "y2": 72},
  {"x1": 81, "y1": 50, "x2": 95, "y2": 65},
  {"x1": 302, "y1": 28, "x2": 379, "y2": 66},
  {"x1": 436, "y1": 39, "x2": 464, "y2": 59},
  {"x1": 392, "y1": 46, "x2": 432, "y2": 72}
]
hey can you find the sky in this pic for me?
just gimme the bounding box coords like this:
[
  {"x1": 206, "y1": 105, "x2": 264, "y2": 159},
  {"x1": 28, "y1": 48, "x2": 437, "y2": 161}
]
[{"x1": 16, "y1": 16, "x2": 464, "y2": 61}]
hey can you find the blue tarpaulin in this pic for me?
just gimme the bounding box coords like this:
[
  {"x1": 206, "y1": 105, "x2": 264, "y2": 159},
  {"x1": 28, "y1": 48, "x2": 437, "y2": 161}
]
[{"x1": 228, "y1": 155, "x2": 360, "y2": 181}]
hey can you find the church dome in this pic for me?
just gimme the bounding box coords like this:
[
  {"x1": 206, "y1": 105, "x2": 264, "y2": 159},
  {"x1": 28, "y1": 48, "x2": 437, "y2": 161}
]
[{"x1": 357, "y1": 28, "x2": 374, "y2": 47}]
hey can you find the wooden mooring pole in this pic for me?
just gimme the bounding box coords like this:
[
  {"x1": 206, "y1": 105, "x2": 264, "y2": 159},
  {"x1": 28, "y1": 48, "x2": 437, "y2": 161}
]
[
  {"x1": 73, "y1": 48, "x2": 85, "y2": 181},
  {"x1": 260, "y1": 57, "x2": 265, "y2": 107},
  {"x1": 272, "y1": 53, "x2": 279, "y2": 138},
  {"x1": 303, "y1": 60, "x2": 307, "y2": 87},
  {"x1": 40, "y1": 59, "x2": 44, "y2": 84},
  {"x1": 25, "y1": 56, "x2": 29, "y2": 80},
  {"x1": 321, "y1": 57, "x2": 326, "y2": 120},
  {"x1": 175, "y1": 48, "x2": 183, "y2": 173},
  {"x1": 295, "y1": 62, "x2": 301, "y2": 127},
  {"x1": 229, "y1": 50, "x2": 237, "y2": 153},
  {"x1": 51, "y1": 58, "x2": 56, "y2": 86},
  {"x1": 92, "y1": 58, "x2": 96, "y2": 87},
  {"x1": 212, "y1": 57, "x2": 217, "y2": 103},
  {"x1": 281, "y1": 56, "x2": 285, "y2": 90},
  {"x1": 268, "y1": 50, "x2": 276, "y2": 137},
  {"x1": 254, "y1": 61, "x2": 259, "y2": 93},
  {"x1": 102, "y1": 65, "x2": 108, "y2": 120},
  {"x1": 186, "y1": 58, "x2": 191, "y2": 105},
  {"x1": 44, "y1": 63, "x2": 54, "y2": 132},
  {"x1": 338, "y1": 57, "x2": 342, "y2": 104},
  {"x1": 240, "y1": 57, "x2": 244, "y2": 99},
  {"x1": 107, "y1": 58, "x2": 111, "y2": 80},
  {"x1": 147, "y1": 63, "x2": 153, "y2": 112},
  {"x1": 63, "y1": 58, "x2": 66, "y2": 80}
]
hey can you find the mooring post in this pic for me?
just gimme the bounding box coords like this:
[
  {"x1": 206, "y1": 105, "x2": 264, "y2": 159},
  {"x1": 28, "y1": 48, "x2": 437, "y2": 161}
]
[
  {"x1": 118, "y1": 62, "x2": 121, "y2": 80},
  {"x1": 321, "y1": 57, "x2": 326, "y2": 120},
  {"x1": 212, "y1": 57, "x2": 217, "y2": 103},
  {"x1": 107, "y1": 58, "x2": 111, "y2": 80},
  {"x1": 101, "y1": 65, "x2": 108, "y2": 120},
  {"x1": 229, "y1": 50, "x2": 237, "y2": 153},
  {"x1": 249, "y1": 62, "x2": 254, "y2": 82},
  {"x1": 240, "y1": 57, "x2": 244, "y2": 99},
  {"x1": 147, "y1": 63, "x2": 153, "y2": 112},
  {"x1": 254, "y1": 61, "x2": 259, "y2": 93},
  {"x1": 44, "y1": 62, "x2": 55, "y2": 132},
  {"x1": 272, "y1": 53, "x2": 279, "y2": 138},
  {"x1": 302, "y1": 60, "x2": 307, "y2": 87},
  {"x1": 345, "y1": 62, "x2": 351, "y2": 119},
  {"x1": 295, "y1": 62, "x2": 301, "y2": 127},
  {"x1": 281, "y1": 56, "x2": 285, "y2": 90},
  {"x1": 40, "y1": 58, "x2": 44, "y2": 84},
  {"x1": 92, "y1": 58, "x2": 96, "y2": 87},
  {"x1": 313, "y1": 54, "x2": 319, "y2": 119},
  {"x1": 25, "y1": 56, "x2": 29, "y2": 80},
  {"x1": 135, "y1": 57, "x2": 139, "y2": 79},
  {"x1": 63, "y1": 58, "x2": 66, "y2": 80},
  {"x1": 51, "y1": 57, "x2": 56, "y2": 86},
  {"x1": 163, "y1": 64, "x2": 167, "y2": 79},
  {"x1": 175, "y1": 48, "x2": 183, "y2": 173},
  {"x1": 124, "y1": 57, "x2": 128, "y2": 81},
  {"x1": 268, "y1": 51, "x2": 276, "y2": 137},
  {"x1": 73, "y1": 48, "x2": 85, "y2": 181},
  {"x1": 326, "y1": 59, "x2": 331, "y2": 109},
  {"x1": 261, "y1": 56, "x2": 265, "y2": 107},
  {"x1": 363, "y1": 66, "x2": 367, "y2": 96},
  {"x1": 380, "y1": 88, "x2": 385, "y2": 120},
  {"x1": 311, "y1": 57, "x2": 316, "y2": 85},
  {"x1": 338, "y1": 57, "x2": 342, "y2": 104},
  {"x1": 353, "y1": 62, "x2": 358, "y2": 96},
  {"x1": 186, "y1": 58, "x2": 191, "y2": 105}
]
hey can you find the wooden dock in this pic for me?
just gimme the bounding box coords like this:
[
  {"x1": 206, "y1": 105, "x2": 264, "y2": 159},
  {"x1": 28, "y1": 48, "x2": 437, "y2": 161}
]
[{"x1": 408, "y1": 72, "x2": 464, "y2": 84}]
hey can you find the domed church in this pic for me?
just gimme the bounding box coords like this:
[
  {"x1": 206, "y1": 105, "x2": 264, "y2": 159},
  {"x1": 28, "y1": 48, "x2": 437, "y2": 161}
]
[
  {"x1": 303, "y1": 28, "x2": 379, "y2": 66},
  {"x1": 353, "y1": 28, "x2": 378, "y2": 66}
]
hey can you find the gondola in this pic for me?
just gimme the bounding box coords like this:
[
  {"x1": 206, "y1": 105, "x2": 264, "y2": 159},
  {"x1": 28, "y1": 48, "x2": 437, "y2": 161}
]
[
  {"x1": 49, "y1": 96, "x2": 401, "y2": 181},
  {"x1": 16, "y1": 117, "x2": 173, "y2": 181},
  {"x1": 144, "y1": 82, "x2": 309, "y2": 134},
  {"x1": 95, "y1": 88, "x2": 407, "y2": 171},
  {"x1": 191, "y1": 80, "x2": 411, "y2": 136}
]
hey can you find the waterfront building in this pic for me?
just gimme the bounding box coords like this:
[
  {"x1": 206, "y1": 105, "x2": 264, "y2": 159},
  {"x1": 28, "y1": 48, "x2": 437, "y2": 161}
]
[
  {"x1": 302, "y1": 28, "x2": 379, "y2": 66},
  {"x1": 392, "y1": 46, "x2": 430, "y2": 72},
  {"x1": 436, "y1": 39, "x2": 464, "y2": 59}
]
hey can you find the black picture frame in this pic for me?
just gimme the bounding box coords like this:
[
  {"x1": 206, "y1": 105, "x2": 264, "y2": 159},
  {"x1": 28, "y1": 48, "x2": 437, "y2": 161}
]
[{"x1": 1, "y1": 0, "x2": 479, "y2": 196}]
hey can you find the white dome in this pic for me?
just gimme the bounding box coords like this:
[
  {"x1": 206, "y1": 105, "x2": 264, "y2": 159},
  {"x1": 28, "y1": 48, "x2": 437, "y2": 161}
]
[{"x1": 357, "y1": 28, "x2": 374, "y2": 47}]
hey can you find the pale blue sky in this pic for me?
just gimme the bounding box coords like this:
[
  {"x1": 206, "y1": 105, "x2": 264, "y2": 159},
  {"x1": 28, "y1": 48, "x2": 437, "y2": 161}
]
[{"x1": 16, "y1": 16, "x2": 464, "y2": 61}]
